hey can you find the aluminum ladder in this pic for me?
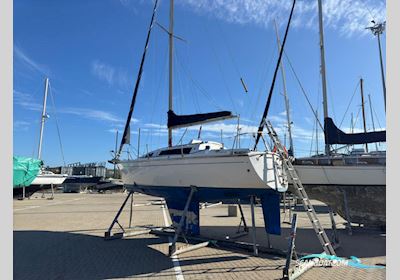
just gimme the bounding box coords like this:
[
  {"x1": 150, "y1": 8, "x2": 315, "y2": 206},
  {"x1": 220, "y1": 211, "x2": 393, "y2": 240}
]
[{"x1": 265, "y1": 120, "x2": 336, "y2": 256}]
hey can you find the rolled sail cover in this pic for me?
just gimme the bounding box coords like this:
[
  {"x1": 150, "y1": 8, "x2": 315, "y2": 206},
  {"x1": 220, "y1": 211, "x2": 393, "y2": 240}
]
[
  {"x1": 168, "y1": 110, "x2": 234, "y2": 129},
  {"x1": 324, "y1": 117, "x2": 386, "y2": 145}
]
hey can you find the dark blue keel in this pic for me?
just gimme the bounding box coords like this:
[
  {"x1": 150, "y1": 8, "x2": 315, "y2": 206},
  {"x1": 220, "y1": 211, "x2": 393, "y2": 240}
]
[{"x1": 127, "y1": 185, "x2": 282, "y2": 236}]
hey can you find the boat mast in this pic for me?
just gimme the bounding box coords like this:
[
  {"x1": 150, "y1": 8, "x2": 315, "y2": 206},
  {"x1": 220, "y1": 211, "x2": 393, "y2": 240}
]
[
  {"x1": 168, "y1": 0, "x2": 174, "y2": 147},
  {"x1": 273, "y1": 20, "x2": 294, "y2": 156},
  {"x1": 315, "y1": 109, "x2": 319, "y2": 154},
  {"x1": 317, "y1": 0, "x2": 330, "y2": 156},
  {"x1": 38, "y1": 77, "x2": 49, "y2": 160},
  {"x1": 114, "y1": 130, "x2": 118, "y2": 177},
  {"x1": 360, "y1": 78, "x2": 368, "y2": 153},
  {"x1": 368, "y1": 94, "x2": 378, "y2": 151}
]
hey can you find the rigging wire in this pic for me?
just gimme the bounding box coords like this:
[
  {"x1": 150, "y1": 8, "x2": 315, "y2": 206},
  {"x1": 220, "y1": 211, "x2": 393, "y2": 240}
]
[
  {"x1": 175, "y1": 51, "x2": 201, "y2": 113},
  {"x1": 338, "y1": 80, "x2": 360, "y2": 128},
  {"x1": 372, "y1": 102, "x2": 383, "y2": 129},
  {"x1": 202, "y1": 21, "x2": 237, "y2": 113},
  {"x1": 175, "y1": 50, "x2": 225, "y2": 111},
  {"x1": 283, "y1": 50, "x2": 324, "y2": 131},
  {"x1": 247, "y1": 38, "x2": 276, "y2": 122},
  {"x1": 309, "y1": 112, "x2": 316, "y2": 156},
  {"x1": 48, "y1": 82, "x2": 66, "y2": 166},
  {"x1": 353, "y1": 106, "x2": 362, "y2": 131},
  {"x1": 215, "y1": 20, "x2": 248, "y2": 93}
]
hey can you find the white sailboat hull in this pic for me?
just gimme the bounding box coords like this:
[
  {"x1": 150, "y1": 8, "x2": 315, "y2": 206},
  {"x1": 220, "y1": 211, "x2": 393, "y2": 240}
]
[
  {"x1": 293, "y1": 164, "x2": 385, "y2": 186},
  {"x1": 31, "y1": 173, "x2": 68, "y2": 185},
  {"x1": 119, "y1": 151, "x2": 287, "y2": 192},
  {"x1": 292, "y1": 164, "x2": 386, "y2": 226}
]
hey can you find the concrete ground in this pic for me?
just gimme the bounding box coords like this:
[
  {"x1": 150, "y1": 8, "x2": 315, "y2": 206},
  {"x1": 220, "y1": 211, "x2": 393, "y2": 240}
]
[{"x1": 14, "y1": 192, "x2": 386, "y2": 280}]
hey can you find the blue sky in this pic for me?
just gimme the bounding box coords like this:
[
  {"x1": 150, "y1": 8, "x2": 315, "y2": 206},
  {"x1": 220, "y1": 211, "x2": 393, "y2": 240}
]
[{"x1": 13, "y1": 0, "x2": 386, "y2": 167}]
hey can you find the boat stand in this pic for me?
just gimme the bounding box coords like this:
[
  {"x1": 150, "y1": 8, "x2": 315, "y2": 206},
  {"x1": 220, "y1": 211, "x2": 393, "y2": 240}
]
[
  {"x1": 236, "y1": 199, "x2": 249, "y2": 234},
  {"x1": 282, "y1": 193, "x2": 294, "y2": 225},
  {"x1": 250, "y1": 195, "x2": 259, "y2": 256},
  {"x1": 39, "y1": 184, "x2": 54, "y2": 200},
  {"x1": 168, "y1": 186, "x2": 210, "y2": 256},
  {"x1": 48, "y1": 184, "x2": 55, "y2": 200},
  {"x1": 104, "y1": 191, "x2": 151, "y2": 240},
  {"x1": 328, "y1": 207, "x2": 340, "y2": 249},
  {"x1": 282, "y1": 213, "x2": 321, "y2": 280},
  {"x1": 342, "y1": 190, "x2": 353, "y2": 235},
  {"x1": 105, "y1": 189, "x2": 290, "y2": 260}
]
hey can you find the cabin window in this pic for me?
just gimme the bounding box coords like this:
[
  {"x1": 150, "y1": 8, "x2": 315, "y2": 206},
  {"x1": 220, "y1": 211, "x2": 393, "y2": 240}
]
[
  {"x1": 205, "y1": 145, "x2": 210, "y2": 150},
  {"x1": 159, "y1": 147, "x2": 192, "y2": 156}
]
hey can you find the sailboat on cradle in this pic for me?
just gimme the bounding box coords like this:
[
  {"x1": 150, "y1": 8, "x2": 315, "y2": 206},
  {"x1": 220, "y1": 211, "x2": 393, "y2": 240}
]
[
  {"x1": 113, "y1": 0, "x2": 295, "y2": 236},
  {"x1": 14, "y1": 78, "x2": 68, "y2": 198},
  {"x1": 26, "y1": 78, "x2": 67, "y2": 192},
  {"x1": 289, "y1": 0, "x2": 386, "y2": 228}
]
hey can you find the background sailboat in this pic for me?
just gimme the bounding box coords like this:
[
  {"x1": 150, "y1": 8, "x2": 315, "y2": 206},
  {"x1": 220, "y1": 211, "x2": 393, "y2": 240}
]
[
  {"x1": 14, "y1": 77, "x2": 67, "y2": 198},
  {"x1": 288, "y1": 0, "x2": 386, "y2": 227}
]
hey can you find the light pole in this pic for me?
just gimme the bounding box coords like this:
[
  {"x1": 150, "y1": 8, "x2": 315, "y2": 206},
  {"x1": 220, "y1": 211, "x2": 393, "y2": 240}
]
[{"x1": 366, "y1": 21, "x2": 386, "y2": 112}]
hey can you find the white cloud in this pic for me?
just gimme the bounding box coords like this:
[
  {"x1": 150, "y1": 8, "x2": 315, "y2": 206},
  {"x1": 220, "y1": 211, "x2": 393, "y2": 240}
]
[
  {"x1": 92, "y1": 60, "x2": 115, "y2": 86},
  {"x1": 176, "y1": 0, "x2": 386, "y2": 37},
  {"x1": 14, "y1": 120, "x2": 31, "y2": 131},
  {"x1": 61, "y1": 107, "x2": 125, "y2": 124},
  {"x1": 91, "y1": 60, "x2": 131, "y2": 89},
  {"x1": 13, "y1": 90, "x2": 42, "y2": 112},
  {"x1": 14, "y1": 45, "x2": 50, "y2": 75}
]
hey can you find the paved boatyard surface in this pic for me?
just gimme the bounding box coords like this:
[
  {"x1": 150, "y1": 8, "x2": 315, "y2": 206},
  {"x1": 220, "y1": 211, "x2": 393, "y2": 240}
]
[{"x1": 14, "y1": 192, "x2": 386, "y2": 280}]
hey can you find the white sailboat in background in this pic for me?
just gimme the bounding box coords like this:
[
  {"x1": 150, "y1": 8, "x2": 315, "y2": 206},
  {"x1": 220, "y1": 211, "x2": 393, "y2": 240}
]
[
  {"x1": 30, "y1": 77, "x2": 68, "y2": 186},
  {"x1": 289, "y1": 0, "x2": 386, "y2": 227}
]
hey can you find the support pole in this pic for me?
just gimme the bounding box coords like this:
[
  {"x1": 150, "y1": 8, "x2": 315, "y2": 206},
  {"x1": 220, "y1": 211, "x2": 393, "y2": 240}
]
[
  {"x1": 283, "y1": 213, "x2": 298, "y2": 280},
  {"x1": 137, "y1": 128, "x2": 141, "y2": 158},
  {"x1": 50, "y1": 184, "x2": 54, "y2": 200},
  {"x1": 105, "y1": 191, "x2": 134, "y2": 239},
  {"x1": 22, "y1": 186, "x2": 26, "y2": 200},
  {"x1": 250, "y1": 195, "x2": 258, "y2": 256},
  {"x1": 342, "y1": 190, "x2": 353, "y2": 236},
  {"x1": 169, "y1": 186, "x2": 196, "y2": 256},
  {"x1": 329, "y1": 208, "x2": 340, "y2": 249},
  {"x1": 237, "y1": 199, "x2": 248, "y2": 232},
  {"x1": 129, "y1": 192, "x2": 134, "y2": 228}
]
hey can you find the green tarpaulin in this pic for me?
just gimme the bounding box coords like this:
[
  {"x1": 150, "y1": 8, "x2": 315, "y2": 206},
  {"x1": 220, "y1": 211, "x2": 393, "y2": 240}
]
[{"x1": 13, "y1": 156, "x2": 42, "y2": 188}]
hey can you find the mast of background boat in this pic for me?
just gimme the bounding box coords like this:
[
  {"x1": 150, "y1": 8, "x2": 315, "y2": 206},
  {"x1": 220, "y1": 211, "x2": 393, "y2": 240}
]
[
  {"x1": 368, "y1": 94, "x2": 378, "y2": 151},
  {"x1": 315, "y1": 109, "x2": 319, "y2": 154},
  {"x1": 114, "y1": 130, "x2": 118, "y2": 177},
  {"x1": 38, "y1": 77, "x2": 49, "y2": 160},
  {"x1": 317, "y1": 0, "x2": 330, "y2": 156},
  {"x1": 360, "y1": 78, "x2": 368, "y2": 153},
  {"x1": 168, "y1": 0, "x2": 174, "y2": 147},
  {"x1": 273, "y1": 20, "x2": 294, "y2": 156}
]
